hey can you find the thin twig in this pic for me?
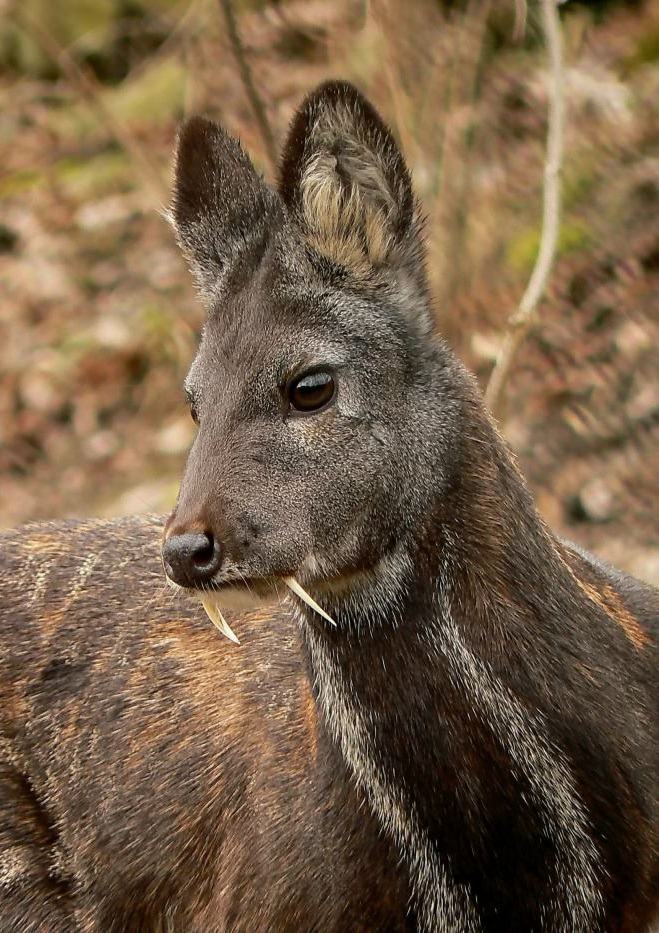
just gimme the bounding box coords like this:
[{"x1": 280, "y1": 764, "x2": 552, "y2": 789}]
[
  {"x1": 513, "y1": 0, "x2": 528, "y2": 43},
  {"x1": 11, "y1": 4, "x2": 168, "y2": 205},
  {"x1": 436, "y1": 0, "x2": 491, "y2": 310},
  {"x1": 218, "y1": 0, "x2": 278, "y2": 176},
  {"x1": 484, "y1": 0, "x2": 565, "y2": 420}
]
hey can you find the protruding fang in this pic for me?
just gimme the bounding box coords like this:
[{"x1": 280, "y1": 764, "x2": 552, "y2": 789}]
[
  {"x1": 284, "y1": 577, "x2": 337, "y2": 627},
  {"x1": 201, "y1": 597, "x2": 240, "y2": 644}
]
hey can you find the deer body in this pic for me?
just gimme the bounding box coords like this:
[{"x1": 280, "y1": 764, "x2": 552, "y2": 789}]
[
  {"x1": 0, "y1": 518, "x2": 413, "y2": 931},
  {"x1": 1, "y1": 508, "x2": 657, "y2": 931},
  {"x1": 0, "y1": 82, "x2": 657, "y2": 930}
]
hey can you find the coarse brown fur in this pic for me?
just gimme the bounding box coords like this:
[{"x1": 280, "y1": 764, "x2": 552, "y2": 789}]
[{"x1": 0, "y1": 517, "x2": 413, "y2": 931}]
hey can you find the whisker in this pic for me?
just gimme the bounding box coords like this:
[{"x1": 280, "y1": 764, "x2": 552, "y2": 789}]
[{"x1": 236, "y1": 569, "x2": 255, "y2": 601}]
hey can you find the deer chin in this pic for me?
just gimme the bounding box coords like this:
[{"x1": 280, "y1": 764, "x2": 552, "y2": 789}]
[
  {"x1": 197, "y1": 583, "x2": 278, "y2": 645},
  {"x1": 174, "y1": 581, "x2": 278, "y2": 645},
  {"x1": 196, "y1": 576, "x2": 337, "y2": 644},
  {"x1": 203, "y1": 583, "x2": 278, "y2": 612}
]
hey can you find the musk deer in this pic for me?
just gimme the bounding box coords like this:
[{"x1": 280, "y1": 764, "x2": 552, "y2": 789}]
[{"x1": 0, "y1": 81, "x2": 657, "y2": 932}]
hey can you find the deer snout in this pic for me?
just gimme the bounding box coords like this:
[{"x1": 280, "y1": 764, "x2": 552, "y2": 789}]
[{"x1": 162, "y1": 531, "x2": 223, "y2": 588}]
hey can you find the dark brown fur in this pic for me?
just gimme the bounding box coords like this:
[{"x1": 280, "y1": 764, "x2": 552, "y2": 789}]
[{"x1": 0, "y1": 490, "x2": 657, "y2": 930}]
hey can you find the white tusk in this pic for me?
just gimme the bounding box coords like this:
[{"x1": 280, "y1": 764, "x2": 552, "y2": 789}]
[
  {"x1": 201, "y1": 597, "x2": 240, "y2": 644},
  {"x1": 284, "y1": 577, "x2": 336, "y2": 627}
]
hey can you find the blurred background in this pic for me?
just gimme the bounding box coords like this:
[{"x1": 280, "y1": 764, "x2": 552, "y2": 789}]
[{"x1": 0, "y1": 0, "x2": 657, "y2": 582}]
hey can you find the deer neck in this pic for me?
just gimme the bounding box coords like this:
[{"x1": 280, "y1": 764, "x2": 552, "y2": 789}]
[{"x1": 297, "y1": 403, "x2": 602, "y2": 932}]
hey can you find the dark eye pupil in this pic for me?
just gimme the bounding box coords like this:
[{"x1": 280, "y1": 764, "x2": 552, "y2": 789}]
[{"x1": 290, "y1": 372, "x2": 335, "y2": 412}]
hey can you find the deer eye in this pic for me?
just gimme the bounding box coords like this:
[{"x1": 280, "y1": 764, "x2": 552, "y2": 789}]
[{"x1": 287, "y1": 371, "x2": 336, "y2": 414}]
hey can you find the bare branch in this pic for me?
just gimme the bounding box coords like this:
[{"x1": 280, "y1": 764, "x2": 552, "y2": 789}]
[
  {"x1": 218, "y1": 0, "x2": 278, "y2": 177},
  {"x1": 484, "y1": 0, "x2": 565, "y2": 420},
  {"x1": 433, "y1": 0, "x2": 491, "y2": 311},
  {"x1": 11, "y1": 4, "x2": 168, "y2": 206},
  {"x1": 513, "y1": 0, "x2": 528, "y2": 43}
]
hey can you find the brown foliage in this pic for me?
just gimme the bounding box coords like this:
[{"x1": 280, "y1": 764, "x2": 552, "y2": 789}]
[{"x1": 0, "y1": 0, "x2": 657, "y2": 582}]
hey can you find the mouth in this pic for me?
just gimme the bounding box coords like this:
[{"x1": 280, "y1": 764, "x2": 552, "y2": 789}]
[
  {"x1": 206, "y1": 576, "x2": 282, "y2": 609},
  {"x1": 169, "y1": 574, "x2": 337, "y2": 644},
  {"x1": 194, "y1": 577, "x2": 280, "y2": 645}
]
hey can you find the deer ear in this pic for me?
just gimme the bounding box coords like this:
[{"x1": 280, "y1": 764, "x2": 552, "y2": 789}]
[
  {"x1": 279, "y1": 81, "x2": 421, "y2": 278},
  {"x1": 172, "y1": 117, "x2": 279, "y2": 296}
]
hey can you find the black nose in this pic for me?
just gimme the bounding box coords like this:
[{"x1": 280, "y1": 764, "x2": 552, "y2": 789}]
[{"x1": 162, "y1": 532, "x2": 222, "y2": 588}]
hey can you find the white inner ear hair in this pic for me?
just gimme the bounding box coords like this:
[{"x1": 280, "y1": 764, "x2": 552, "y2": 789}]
[{"x1": 300, "y1": 105, "x2": 400, "y2": 276}]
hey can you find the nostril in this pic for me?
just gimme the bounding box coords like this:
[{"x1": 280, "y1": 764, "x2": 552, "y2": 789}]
[
  {"x1": 162, "y1": 531, "x2": 222, "y2": 588},
  {"x1": 191, "y1": 533, "x2": 216, "y2": 568}
]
